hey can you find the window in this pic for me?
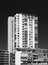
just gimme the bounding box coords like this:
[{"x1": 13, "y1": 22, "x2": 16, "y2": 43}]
[
  {"x1": 18, "y1": 35, "x2": 19, "y2": 37},
  {"x1": 14, "y1": 35, "x2": 16, "y2": 40},
  {"x1": 25, "y1": 39, "x2": 27, "y2": 42},
  {"x1": 35, "y1": 43, "x2": 38, "y2": 48},
  {"x1": 25, "y1": 19, "x2": 27, "y2": 22},
  {"x1": 35, "y1": 37, "x2": 38, "y2": 41},
  {"x1": 18, "y1": 45, "x2": 19, "y2": 47},
  {"x1": 14, "y1": 45, "x2": 16, "y2": 48},
  {"x1": 14, "y1": 16, "x2": 16, "y2": 23},
  {"x1": 14, "y1": 27, "x2": 16, "y2": 32},
  {"x1": 35, "y1": 20, "x2": 38, "y2": 24},
  {"x1": 33, "y1": 55, "x2": 38, "y2": 60},
  {"x1": 18, "y1": 33, "x2": 19, "y2": 34},
  {"x1": 22, "y1": 29, "x2": 24, "y2": 30},
  {"x1": 17, "y1": 28, "x2": 19, "y2": 29},
  {"x1": 35, "y1": 34, "x2": 38, "y2": 37},
  {"x1": 21, "y1": 57, "x2": 27, "y2": 59},
  {"x1": 14, "y1": 42, "x2": 16, "y2": 44},
  {"x1": 24, "y1": 23, "x2": 27, "y2": 26}
]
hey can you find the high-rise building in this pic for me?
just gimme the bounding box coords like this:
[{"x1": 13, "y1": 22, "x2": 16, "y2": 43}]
[
  {"x1": 8, "y1": 13, "x2": 38, "y2": 53},
  {"x1": 8, "y1": 13, "x2": 38, "y2": 65}
]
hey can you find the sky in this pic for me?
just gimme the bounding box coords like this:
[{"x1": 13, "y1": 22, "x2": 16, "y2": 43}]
[{"x1": 0, "y1": 1, "x2": 48, "y2": 50}]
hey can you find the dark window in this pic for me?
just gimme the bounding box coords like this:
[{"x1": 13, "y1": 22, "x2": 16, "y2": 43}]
[
  {"x1": 17, "y1": 18, "x2": 19, "y2": 19},
  {"x1": 14, "y1": 35, "x2": 16, "y2": 39},
  {"x1": 18, "y1": 33, "x2": 19, "y2": 34},
  {"x1": 25, "y1": 46, "x2": 27, "y2": 47},
  {"x1": 33, "y1": 55, "x2": 38, "y2": 60},
  {"x1": 18, "y1": 35, "x2": 19, "y2": 37},
  {"x1": 35, "y1": 43, "x2": 38, "y2": 48},
  {"x1": 17, "y1": 28, "x2": 19, "y2": 29},
  {"x1": 18, "y1": 30, "x2": 19, "y2": 32},
  {"x1": 35, "y1": 37, "x2": 38, "y2": 41},
  {"x1": 24, "y1": 23, "x2": 27, "y2": 26},
  {"x1": 14, "y1": 16, "x2": 16, "y2": 23},
  {"x1": 15, "y1": 45, "x2": 16, "y2": 47},
  {"x1": 22, "y1": 24, "x2": 24, "y2": 25},
  {"x1": 22, "y1": 41, "x2": 25, "y2": 42},
  {"x1": 25, "y1": 40, "x2": 27, "y2": 42},
  {"x1": 21, "y1": 57, "x2": 27, "y2": 59},
  {"x1": 35, "y1": 34, "x2": 38, "y2": 37},
  {"x1": 25, "y1": 19, "x2": 27, "y2": 22},
  {"x1": 35, "y1": 27, "x2": 38, "y2": 29},
  {"x1": 18, "y1": 38, "x2": 19, "y2": 39},
  {"x1": 35, "y1": 20, "x2": 38, "y2": 24},
  {"x1": 22, "y1": 29, "x2": 24, "y2": 30},
  {"x1": 14, "y1": 27, "x2": 16, "y2": 32},
  {"x1": 14, "y1": 42, "x2": 16, "y2": 44},
  {"x1": 25, "y1": 38, "x2": 27, "y2": 40}
]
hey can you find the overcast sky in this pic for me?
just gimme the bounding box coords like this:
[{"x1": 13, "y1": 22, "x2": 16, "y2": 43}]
[{"x1": 0, "y1": 1, "x2": 48, "y2": 50}]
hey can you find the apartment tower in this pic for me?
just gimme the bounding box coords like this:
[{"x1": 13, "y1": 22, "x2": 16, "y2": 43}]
[
  {"x1": 8, "y1": 13, "x2": 38, "y2": 65},
  {"x1": 8, "y1": 13, "x2": 38, "y2": 53}
]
